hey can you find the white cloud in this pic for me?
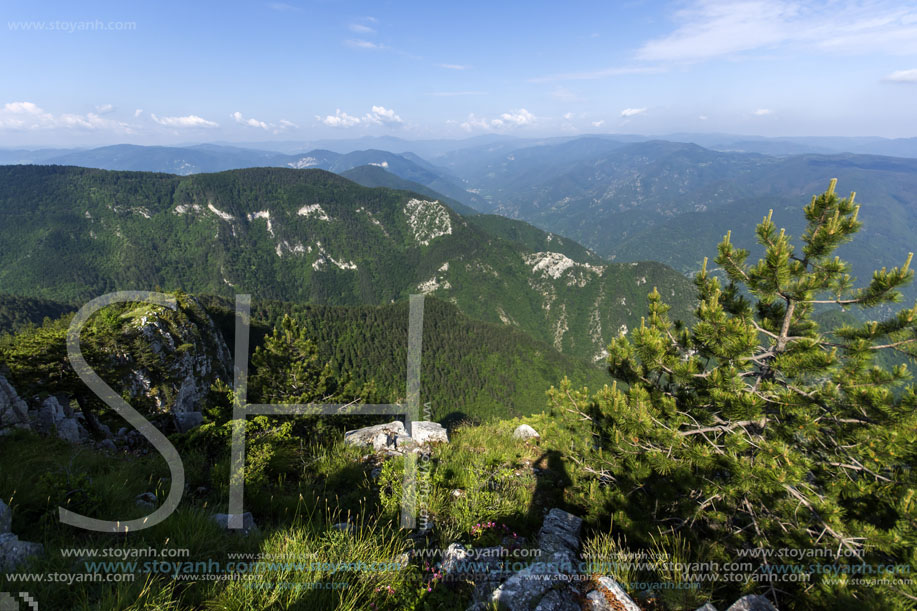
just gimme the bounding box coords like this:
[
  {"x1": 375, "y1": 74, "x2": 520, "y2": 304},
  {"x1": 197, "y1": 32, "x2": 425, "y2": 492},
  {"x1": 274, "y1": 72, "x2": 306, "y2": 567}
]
[
  {"x1": 95, "y1": 103, "x2": 115, "y2": 114},
  {"x1": 620, "y1": 108, "x2": 647, "y2": 117},
  {"x1": 563, "y1": 112, "x2": 575, "y2": 120},
  {"x1": 366, "y1": 105, "x2": 403, "y2": 124},
  {"x1": 349, "y1": 23, "x2": 375, "y2": 33},
  {"x1": 460, "y1": 109, "x2": 536, "y2": 131},
  {"x1": 134, "y1": 108, "x2": 143, "y2": 118},
  {"x1": 499, "y1": 108, "x2": 536, "y2": 126},
  {"x1": 530, "y1": 65, "x2": 663, "y2": 83},
  {"x1": 231, "y1": 111, "x2": 269, "y2": 130},
  {"x1": 277, "y1": 119, "x2": 298, "y2": 129},
  {"x1": 637, "y1": 0, "x2": 917, "y2": 63},
  {"x1": 319, "y1": 106, "x2": 402, "y2": 128},
  {"x1": 438, "y1": 63, "x2": 469, "y2": 70},
  {"x1": 699, "y1": 114, "x2": 709, "y2": 120},
  {"x1": 753, "y1": 108, "x2": 774, "y2": 116},
  {"x1": 884, "y1": 68, "x2": 917, "y2": 82},
  {"x1": 150, "y1": 113, "x2": 219, "y2": 128},
  {"x1": 319, "y1": 109, "x2": 362, "y2": 127},
  {"x1": 592, "y1": 120, "x2": 605, "y2": 127},
  {"x1": 346, "y1": 39, "x2": 385, "y2": 50},
  {"x1": 0, "y1": 101, "x2": 132, "y2": 132}
]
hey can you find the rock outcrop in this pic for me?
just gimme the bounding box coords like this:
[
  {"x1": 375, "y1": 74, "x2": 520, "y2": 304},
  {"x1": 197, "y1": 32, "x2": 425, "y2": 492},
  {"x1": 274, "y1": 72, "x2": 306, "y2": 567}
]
[
  {"x1": 0, "y1": 374, "x2": 30, "y2": 433},
  {"x1": 122, "y1": 296, "x2": 232, "y2": 432},
  {"x1": 0, "y1": 376, "x2": 89, "y2": 443},
  {"x1": 468, "y1": 509, "x2": 588, "y2": 611}
]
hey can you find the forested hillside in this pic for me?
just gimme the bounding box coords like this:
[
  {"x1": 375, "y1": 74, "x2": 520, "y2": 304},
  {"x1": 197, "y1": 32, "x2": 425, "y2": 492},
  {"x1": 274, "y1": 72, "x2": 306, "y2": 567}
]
[{"x1": 0, "y1": 165, "x2": 695, "y2": 362}]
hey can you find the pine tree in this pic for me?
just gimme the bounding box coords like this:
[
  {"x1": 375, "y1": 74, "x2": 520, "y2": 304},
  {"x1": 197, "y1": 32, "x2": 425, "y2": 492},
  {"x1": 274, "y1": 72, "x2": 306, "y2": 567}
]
[
  {"x1": 564, "y1": 180, "x2": 917, "y2": 606},
  {"x1": 249, "y1": 314, "x2": 335, "y2": 404}
]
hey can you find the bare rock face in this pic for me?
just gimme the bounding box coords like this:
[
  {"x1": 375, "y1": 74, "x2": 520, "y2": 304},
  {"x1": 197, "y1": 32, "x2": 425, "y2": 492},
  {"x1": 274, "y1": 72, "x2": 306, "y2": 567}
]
[
  {"x1": 123, "y1": 297, "x2": 232, "y2": 431},
  {"x1": 538, "y1": 508, "x2": 582, "y2": 564},
  {"x1": 0, "y1": 374, "x2": 30, "y2": 432}
]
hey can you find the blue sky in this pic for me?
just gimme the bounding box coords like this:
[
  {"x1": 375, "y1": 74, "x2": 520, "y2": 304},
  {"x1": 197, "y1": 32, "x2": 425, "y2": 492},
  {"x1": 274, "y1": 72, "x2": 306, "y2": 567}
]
[{"x1": 1, "y1": 0, "x2": 915, "y2": 146}]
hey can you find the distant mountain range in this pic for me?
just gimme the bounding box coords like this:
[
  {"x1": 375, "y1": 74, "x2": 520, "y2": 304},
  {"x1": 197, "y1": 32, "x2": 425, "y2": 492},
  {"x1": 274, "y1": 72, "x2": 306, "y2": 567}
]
[
  {"x1": 439, "y1": 138, "x2": 917, "y2": 304},
  {"x1": 0, "y1": 143, "x2": 487, "y2": 211},
  {"x1": 4, "y1": 135, "x2": 914, "y2": 309},
  {"x1": 0, "y1": 164, "x2": 695, "y2": 362}
]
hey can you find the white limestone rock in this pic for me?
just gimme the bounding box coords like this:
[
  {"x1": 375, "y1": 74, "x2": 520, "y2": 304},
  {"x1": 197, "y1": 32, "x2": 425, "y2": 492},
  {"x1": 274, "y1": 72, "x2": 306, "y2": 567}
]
[{"x1": 513, "y1": 424, "x2": 540, "y2": 440}]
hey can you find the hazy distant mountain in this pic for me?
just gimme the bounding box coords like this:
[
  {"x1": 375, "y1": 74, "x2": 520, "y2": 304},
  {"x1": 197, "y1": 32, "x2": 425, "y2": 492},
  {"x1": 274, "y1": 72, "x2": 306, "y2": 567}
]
[
  {"x1": 0, "y1": 143, "x2": 485, "y2": 210},
  {"x1": 339, "y1": 165, "x2": 480, "y2": 216},
  {"x1": 442, "y1": 137, "x2": 917, "y2": 303}
]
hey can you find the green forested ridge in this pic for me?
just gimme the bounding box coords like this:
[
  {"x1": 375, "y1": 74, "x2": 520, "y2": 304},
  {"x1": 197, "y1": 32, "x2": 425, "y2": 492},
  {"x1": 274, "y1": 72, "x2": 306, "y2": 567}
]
[
  {"x1": 203, "y1": 295, "x2": 610, "y2": 422},
  {"x1": 0, "y1": 164, "x2": 695, "y2": 362},
  {"x1": 0, "y1": 294, "x2": 76, "y2": 335},
  {"x1": 0, "y1": 293, "x2": 608, "y2": 424}
]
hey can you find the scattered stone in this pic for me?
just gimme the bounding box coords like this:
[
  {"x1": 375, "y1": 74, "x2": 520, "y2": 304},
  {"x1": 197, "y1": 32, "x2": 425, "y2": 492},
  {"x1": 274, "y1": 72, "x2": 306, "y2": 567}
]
[
  {"x1": 98, "y1": 439, "x2": 118, "y2": 452},
  {"x1": 0, "y1": 502, "x2": 43, "y2": 571},
  {"x1": 117, "y1": 427, "x2": 129, "y2": 437},
  {"x1": 725, "y1": 595, "x2": 778, "y2": 611},
  {"x1": 452, "y1": 489, "x2": 464, "y2": 498},
  {"x1": 513, "y1": 424, "x2": 541, "y2": 440},
  {"x1": 585, "y1": 576, "x2": 641, "y2": 611},
  {"x1": 332, "y1": 522, "x2": 354, "y2": 533},
  {"x1": 136, "y1": 492, "x2": 157, "y2": 508},
  {"x1": 695, "y1": 604, "x2": 719, "y2": 611},
  {"x1": 489, "y1": 561, "x2": 559, "y2": 609},
  {"x1": 441, "y1": 543, "x2": 470, "y2": 575},
  {"x1": 212, "y1": 512, "x2": 257, "y2": 534},
  {"x1": 410, "y1": 421, "x2": 449, "y2": 445},
  {"x1": 0, "y1": 532, "x2": 43, "y2": 571},
  {"x1": 370, "y1": 467, "x2": 382, "y2": 480},
  {"x1": 534, "y1": 588, "x2": 581, "y2": 611},
  {"x1": 55, "y1": 417, "x2": 88, "y2": 444}
]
